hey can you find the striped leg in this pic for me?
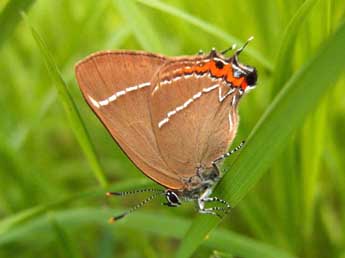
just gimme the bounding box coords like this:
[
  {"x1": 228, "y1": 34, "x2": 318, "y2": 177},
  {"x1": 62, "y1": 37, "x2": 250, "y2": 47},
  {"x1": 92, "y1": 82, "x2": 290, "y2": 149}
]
[
  {"x1": 197, "y1": 189, "x2": 232, "y2": 218},
  {"x1": 199, "y1": 208, "x2": 223, "y2": 218},
  {"x1": 201, "y1": 196, "x2": 232, "y2": 217},
  {"x1": 212, "y1": 140, "x2": 245, "y2": 165},
  {"x1": 199, "y1": 206, "x2": 231, "y2": 218},
  {"x1": 203, "y1": 197, "x2": 231, "y2": 210}
]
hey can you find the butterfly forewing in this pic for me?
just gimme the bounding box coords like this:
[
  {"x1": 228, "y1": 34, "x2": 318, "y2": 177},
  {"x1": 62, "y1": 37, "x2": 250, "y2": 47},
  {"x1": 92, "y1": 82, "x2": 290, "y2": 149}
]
[
  {"x1": 149, "y1": 60, "x2": 240, "y2": 178},
  {"x1": 75, "y1": 51, "x2": 184, "y2": 189}
]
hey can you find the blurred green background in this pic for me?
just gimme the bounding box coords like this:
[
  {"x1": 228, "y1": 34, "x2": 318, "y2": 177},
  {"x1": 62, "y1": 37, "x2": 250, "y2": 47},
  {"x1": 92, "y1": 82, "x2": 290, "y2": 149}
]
[{"x1": 0, "y1": 0, "x2": 345, "y2": 257}]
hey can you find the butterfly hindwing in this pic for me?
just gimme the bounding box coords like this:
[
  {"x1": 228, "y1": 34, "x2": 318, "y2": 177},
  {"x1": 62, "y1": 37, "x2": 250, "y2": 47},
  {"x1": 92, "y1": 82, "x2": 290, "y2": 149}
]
[{"x1": 149, "y1": 60, "x2": 240, "y2": 178}]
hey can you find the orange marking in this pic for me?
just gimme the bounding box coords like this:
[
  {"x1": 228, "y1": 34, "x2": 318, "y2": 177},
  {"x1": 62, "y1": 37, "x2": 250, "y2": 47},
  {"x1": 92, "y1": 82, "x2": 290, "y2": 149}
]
[
  {"x1": 208, "y1": 60, "x2": 230, "y2": 78},
  {"x1": 233, "y1": 77, "x2": 244, "y2": 87},
  {"x1": 194, "y1": 62, "x2": 209, "y2": 74},
  {"x1": 225, "y1": 71, "x2": 237, "y2": 87},
  {"x1": 222, "y1": 64, "x2": 231, "y2": 77},
  {"x1": 167, "y1": 60, "x2": 248, "y2": 90},
  {"x1": 183, "y1": 66, "x2": 193, "y2": 74},
  {"x1": 209, "y1": 61, "x2": 221, "y2": 77},
  {"x1": 241, "y1": 80, "x2": 248, "y2": 91}
]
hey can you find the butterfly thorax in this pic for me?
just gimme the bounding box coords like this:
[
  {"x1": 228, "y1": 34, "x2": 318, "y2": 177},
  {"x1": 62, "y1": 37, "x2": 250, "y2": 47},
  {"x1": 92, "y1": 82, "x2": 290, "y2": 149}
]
[
  {"x1": 163, "y1": 165, "x2": 220, "y2": 211},
  {"x1": 177, "y1": 165, "x2": 220, "y2": 201}
]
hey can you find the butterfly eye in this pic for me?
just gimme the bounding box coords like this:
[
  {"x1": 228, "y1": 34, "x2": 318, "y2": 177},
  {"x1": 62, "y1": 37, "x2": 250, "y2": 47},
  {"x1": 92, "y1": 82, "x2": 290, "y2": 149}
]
[
  {"x1": 245, "y1": 68, "x2": 257, "y2": 87},
  {"x1": 166, "y1": 190, "x2": 181, "y2": 206}
]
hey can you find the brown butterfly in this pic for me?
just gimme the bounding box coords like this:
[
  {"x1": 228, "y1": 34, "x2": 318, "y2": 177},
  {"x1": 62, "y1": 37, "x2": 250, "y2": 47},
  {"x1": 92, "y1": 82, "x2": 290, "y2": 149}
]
[{"x1": 75, "y1": 37, "x2": 257, "y2": 221}]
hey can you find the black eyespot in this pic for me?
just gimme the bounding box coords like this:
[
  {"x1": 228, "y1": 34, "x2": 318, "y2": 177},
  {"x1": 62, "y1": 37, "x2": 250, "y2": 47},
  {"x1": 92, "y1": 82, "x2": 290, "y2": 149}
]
[
  {"x1": 215, "y1": 60, "x2": 224, "y2": 69},
  {"x1": 245, "y1": 68, "x2": 257, "y2": 86}
]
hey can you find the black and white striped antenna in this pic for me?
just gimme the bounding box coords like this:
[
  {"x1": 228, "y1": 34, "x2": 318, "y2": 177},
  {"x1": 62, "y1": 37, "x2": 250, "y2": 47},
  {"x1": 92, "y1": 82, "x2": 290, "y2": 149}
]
[{"x1": 106, "y1": 189, "x2": 164, "y2": 222}]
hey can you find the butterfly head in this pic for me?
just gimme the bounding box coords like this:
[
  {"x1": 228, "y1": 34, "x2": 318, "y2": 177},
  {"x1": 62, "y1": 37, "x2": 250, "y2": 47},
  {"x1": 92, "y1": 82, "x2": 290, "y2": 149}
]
[{"x1": 164, "y1": 190, "x2": 181, "y2": 207}]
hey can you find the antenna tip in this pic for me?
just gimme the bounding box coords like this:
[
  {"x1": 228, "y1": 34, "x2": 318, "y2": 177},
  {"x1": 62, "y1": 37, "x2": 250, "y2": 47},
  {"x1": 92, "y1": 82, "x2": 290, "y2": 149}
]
[
  {"x1": 109, "y1": 213, "x2": 126, "y2": 223},
  {"x1": 106, "y1": 191, "x2": 121, "y2": 196},
  {"x1": 108, "y1": 217, "x2": 116, "y2": 224},
  {"x1": 248, "y1": 36, "x2": 254, "y2": 41}
]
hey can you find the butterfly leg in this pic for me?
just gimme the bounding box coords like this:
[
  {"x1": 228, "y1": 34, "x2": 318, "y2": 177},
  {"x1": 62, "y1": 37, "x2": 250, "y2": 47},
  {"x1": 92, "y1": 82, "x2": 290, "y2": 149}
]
[
  {"x1": 198, "y1": 207, "x2": 223, "y2": 218},
  {"x1": 203, "y1": 197, "x2": 231, "y2": 209},
  {"x1": 202, "y1": 197, "x2": 232, "y2": 215},
  {"x1": 197, "y1": 188, "x2": 226, "y2": 217},
  {"x1": 198, "y1": 198, "x2": 231, "y2": 218},
  {"x1": 212, "y1": 140, "x2": 245, "y2": 166},
  {"x1": 197, "y1": 187, "x2": 232, "y2": 218}
]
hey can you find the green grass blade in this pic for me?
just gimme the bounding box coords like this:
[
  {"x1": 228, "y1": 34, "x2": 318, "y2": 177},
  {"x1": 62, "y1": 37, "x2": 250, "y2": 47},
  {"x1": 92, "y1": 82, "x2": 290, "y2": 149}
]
[
  {"x1": 266, "y1": 0, "x2": 319, "y2": 249},
  {"x1": 237, "y1": 194, "x2": 277, "y2": 242},
  {"x1": 96, "y1": 228, "x2": 114, "y2": 258},
  {"x1": 0, "y1": 205, "x2": 46, "y2": 235},
  {"x1": 176, "y1": 20, "x2": 345, "y2": 258},
  {"x1": 22, "y1": 14, "x2": 108, "y2": 188},
  {"x1": 270, "y1": 0, "x2": 318, "y2": 95},
  {"x1": 136, "y1": 0, "x2": 273, "y2": 70},
  {"x1": 0, "y1": 208, "x2": 296, "y2": 258},
  {"x1": 0, "y1": 178, "x2": 151, "y2": 237},
  {"x1": 115, "y1": 0, "x2": 164, "y2": 52},
  {"x1": 48, "y1": 214, "x2": 83, "y2": 258},
  {"x1": 301, "y1": 100, "x2": 328, "y2": 240},
  {"x1": 0, "y1": 0, "x2": 35, "y2": 49}
]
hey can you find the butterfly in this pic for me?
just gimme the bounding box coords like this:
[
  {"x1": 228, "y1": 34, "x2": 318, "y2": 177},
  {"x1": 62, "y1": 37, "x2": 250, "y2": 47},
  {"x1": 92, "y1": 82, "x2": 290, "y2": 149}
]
[{"x1": 75, "y1": 37, "x2": 257, "y2": 221}]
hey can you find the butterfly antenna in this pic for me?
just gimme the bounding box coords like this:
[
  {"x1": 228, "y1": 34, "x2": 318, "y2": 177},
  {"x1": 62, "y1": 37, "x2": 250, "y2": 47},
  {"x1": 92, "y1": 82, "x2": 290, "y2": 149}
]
[
  {"x1": 106, "y1": 188, "x2": 164, "y2": 197},
  {"x1": 108, "y1": 192, "x2": 163, "y2": 223},
  {"x1": 221, "y1": 43, "x2": 237, "y2": 55},
  {"x1": 212, "y1": 140, "x2": 245, "y2": 164},
  {"x1": 235, "y1": 36, "x2": 254, "y2": 56}
]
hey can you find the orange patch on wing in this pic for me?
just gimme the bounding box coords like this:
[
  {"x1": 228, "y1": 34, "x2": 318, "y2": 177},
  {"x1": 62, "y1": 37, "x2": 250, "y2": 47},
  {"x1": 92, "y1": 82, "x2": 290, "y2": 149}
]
[
  {"x1": 240, "y1": 80, "x2": 248, "y2": 91},
  {"x1": 176, "y1": 60, "x2": 247, "y2": 90},
  {"x1": 209, "y1": 61, "x2": 227, "y2": 78},
  {"x1": 183, "y1": 66, "x2": 193, "y2": 74},
  {"x1": 230, "y1": 77, "x2": 245, "y2": 88},
  {"x1": 194, "y1": 62, "x2": 210, "y2": 74}
]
